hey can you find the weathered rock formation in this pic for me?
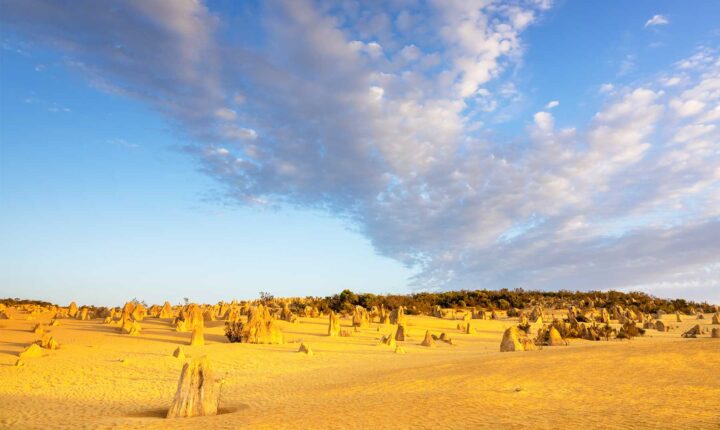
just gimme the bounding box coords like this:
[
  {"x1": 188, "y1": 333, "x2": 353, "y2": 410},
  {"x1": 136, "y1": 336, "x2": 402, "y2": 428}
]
[
  {"x1": 280, "y1": 303, "x2": 295, "y2": 322},
  {"x1": 68, "y1": 301, "x2": 78, "y2": 318},
  {"x1": 352, "y1": 306, "x2": 370, "y2": 328},
  {"x1": 166, "y1": 357, "x2": 219, "y2": 419},
  {"x1": 328, "y1": 311, "x2": 341, "y2": 337},
  {"x1": 395, "y1": 324, "x2": 407, "y2": 341},
  {"x1": 682, "y1": 325, "x2": 702, "y2": 338},
  {"x1": 160, "y1": 301, "x2": 174, "y2": 319},
  {"x1": 500, "y1": 326, "x2": 536, "y2": 352},
  {"x1": 19, "y1": 343, "x2": 43, "y2": 358},
  {"x1": 380, "y1": 333, "x2": 396, "y2": 348},
  {"x1": 190, "y1": 325, "x2": 204, "y2": 346},
  {"x1": 173, "y1": 346, "x2": 185, "y2": 359},
  {"x1": 390, "y1": 307, "x2": 406, "y2": 325},
  {"x1": 224, "y1": 304, "x2": 283, "y2": 344},
  {"x1": 298, "y1": 343, "x2": 313, "y2": 355},
  {"x1": 420, "y1": 330, "x2": 434, "y2": 347}
]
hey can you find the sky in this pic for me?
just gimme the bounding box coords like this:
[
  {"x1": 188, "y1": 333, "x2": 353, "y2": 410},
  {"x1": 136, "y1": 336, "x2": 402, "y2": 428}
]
[{"x1": 1, "y1": 0, "x2": 719, "y2": 306}]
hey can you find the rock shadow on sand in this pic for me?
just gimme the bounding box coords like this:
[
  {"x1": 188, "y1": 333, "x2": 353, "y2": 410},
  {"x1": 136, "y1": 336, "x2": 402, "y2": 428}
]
[{"x1": 127, "y1": 404, "x2": 247, "y2": 419}]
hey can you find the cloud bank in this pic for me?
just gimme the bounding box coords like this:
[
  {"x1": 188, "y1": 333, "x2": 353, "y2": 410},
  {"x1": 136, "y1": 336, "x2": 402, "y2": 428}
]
[{"x1": 2, "y1": 0, "x2": 719, "y2": 300}]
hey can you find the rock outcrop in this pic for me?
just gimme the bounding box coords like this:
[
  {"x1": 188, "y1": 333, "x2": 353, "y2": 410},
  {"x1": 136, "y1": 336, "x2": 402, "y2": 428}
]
[
  {"x1": 682, "y1": 325, "x2": 702, "y2": 338},
  {"x1": 298, "y1": 343, "x2": 313, "y2": 355},
  {"x1": 224, "y1": 304, "x2": 283, "y2": 344},
  {"x1": 352, "y1": 306, "x2": 370, "y2": 328},
  {"x1": 166, "y1": 357, "x2": 219, "y2": 418},
  {"x1": 190, "y1": 325, "x2": 204, "y2": 346},
  {"x1": 19, "y1": 343, "x2": 43, "y2": 358},
  {"x1": 500, "y1": 326, "x2": 536, "y2": 352},
  {"x1": 172, "y1": 346, "x2": 186, "y2": 359},
  {"x1": 328, "y1": 311, "x2": 341, "y2": 337},
  {"x1": 420, "y1": 330, "x2": 434, "y2": 347},
  {"x1": 160, "y1": 301, "x2": 174, "y2": 319}
]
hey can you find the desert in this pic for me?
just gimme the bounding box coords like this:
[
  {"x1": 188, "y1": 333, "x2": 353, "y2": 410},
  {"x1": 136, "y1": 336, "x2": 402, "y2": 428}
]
[
  {"x1": 1, "y1": 292, "x2": 719, "y2": 429},
  {"x1": 3, "y1": 1, "x2": 720, "y2": 429}
]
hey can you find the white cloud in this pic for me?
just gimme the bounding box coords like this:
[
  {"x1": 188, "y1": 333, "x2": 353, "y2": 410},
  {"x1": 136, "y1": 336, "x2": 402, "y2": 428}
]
[
  {"x1": 545, "y1": 100, "x2": 559, "y2": 109},
  {"x1": 661, "y1": 76, "x2": 683, "y2": 86},
  {"x1": 599, "y1": 83, "x2": 614, "y2": 93},
  {"x1": 673, "y1": 124, "x2": 716, "y2": 143},
  {"x1": 644, "y1": 14, "x2": 669, "y2": 28},
  {"x1": 365, "y1": 41, "x2": 383, "y2": 59},
  {"x1": 5, "y1": 1, "x2": 720, "y2": 299},
  {"x1": 671, "y1": 98, "x2": 706, "y2": 117},
  {"x1": 399, "y1": 44, "x2": 421, "y2": 62},
  {"x1": 533, "y1": 111, "x2": 554, "y2": 131}
]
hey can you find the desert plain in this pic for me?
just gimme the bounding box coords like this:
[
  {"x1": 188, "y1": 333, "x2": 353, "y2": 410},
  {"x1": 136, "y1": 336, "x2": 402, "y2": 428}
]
[{"x1": 0, "y1": 302, "x2": 719, "y2": 430}]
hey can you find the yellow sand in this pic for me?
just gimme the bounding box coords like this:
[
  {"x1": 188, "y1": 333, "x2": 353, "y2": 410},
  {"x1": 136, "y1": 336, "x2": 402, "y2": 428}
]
[{"x1": 1, "y1": 309, "x2": 718, "y2": 429}]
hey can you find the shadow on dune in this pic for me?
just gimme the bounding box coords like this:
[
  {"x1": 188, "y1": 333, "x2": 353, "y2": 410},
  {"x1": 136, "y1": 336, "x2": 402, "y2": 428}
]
[
  {"x1": 1, "y1": 328, "x2": 38, "y2": 333},
  {"x1": 0, "y1": 341, "x2": 31, "y2": 357},
  {"x1": 205, "y1": 321, "x2": 227, "y2": 329},
  {"x1": 204, "y1": 333, "x2": 229, "y2": 344},
  {"x1": 126, "y1": 404, "x2": 248, "y2": 419}
]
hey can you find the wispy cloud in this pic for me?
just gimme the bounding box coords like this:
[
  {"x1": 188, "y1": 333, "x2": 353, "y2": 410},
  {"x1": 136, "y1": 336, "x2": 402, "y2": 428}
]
[
  {"x1": 644, "y1": 14, "x2": 669, "y2": 28},
  {"x1": 23, "y1": 96, "x2": 70, "y2": 113},
  {"x1": 618, "y1": 54, "x2": 636, "y2": 76},
  {"x1": 107, "y1": 138, "x2": 139, "y2": 149}
]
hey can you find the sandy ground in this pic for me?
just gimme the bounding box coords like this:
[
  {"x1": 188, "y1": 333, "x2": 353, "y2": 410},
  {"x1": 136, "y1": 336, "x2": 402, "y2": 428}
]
[{"x1": 0, "y1": 309, "x2": 718, "y2": 429}]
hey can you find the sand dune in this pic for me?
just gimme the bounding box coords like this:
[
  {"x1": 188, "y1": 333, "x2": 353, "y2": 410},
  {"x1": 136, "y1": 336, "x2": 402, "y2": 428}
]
[{"x1": 1, "y1": 308, "x2": 718, "y2": 429}]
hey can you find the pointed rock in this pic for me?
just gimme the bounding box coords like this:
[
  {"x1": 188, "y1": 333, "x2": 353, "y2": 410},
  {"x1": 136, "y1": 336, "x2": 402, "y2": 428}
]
[
  {"x1": 298, "y1": 343, "x2": 313, "y2": 355},
  {"x1": 19, "y1": 343, "x2": 43, "y2": 359},
  {"x1": 420, "y1": 330, "x2": 434, "y2": 347},
  {"x1": 173, "y1": 346, "x2": 186, "y2": 359},
  {"x1": 395, "y1": 324, "x2": 406, "y2": 341},
  {"x1": 380, "y1": 333, "x2": 396, "y2": 348},
  {"x1": 190, "y1": 326, "x2": 204, "y2": 346},
  {"x1": 328, "y1": 311, "x2": 341, "y2": 337},
  {"x1": 547, "y1": 326, "x2": 565, "y2": 346}
]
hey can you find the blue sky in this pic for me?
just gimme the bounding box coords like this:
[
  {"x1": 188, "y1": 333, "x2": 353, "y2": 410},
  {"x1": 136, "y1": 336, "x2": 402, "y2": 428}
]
[{"x1": 1, "y1": 0, "x2": 719, "y2": 306}]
